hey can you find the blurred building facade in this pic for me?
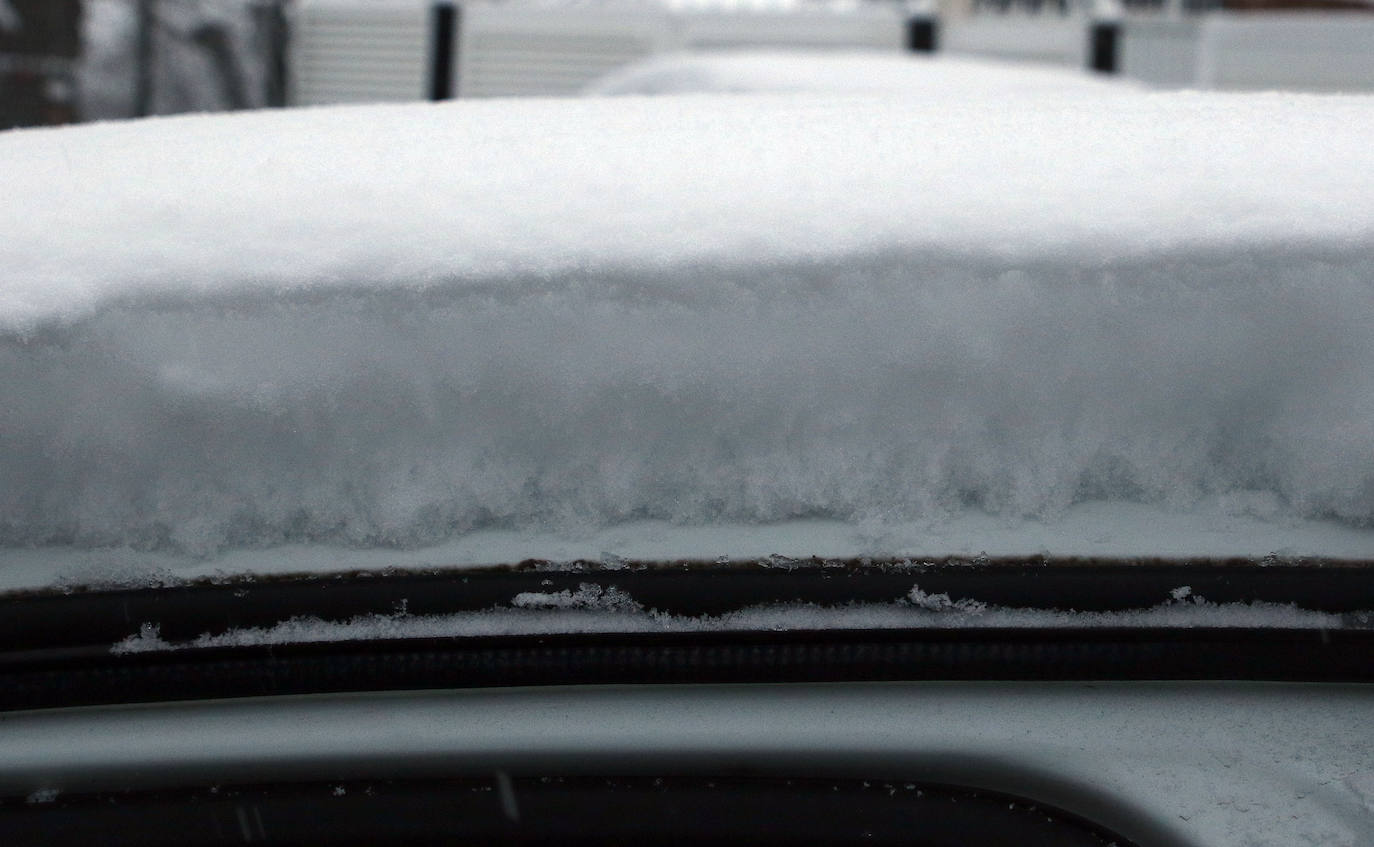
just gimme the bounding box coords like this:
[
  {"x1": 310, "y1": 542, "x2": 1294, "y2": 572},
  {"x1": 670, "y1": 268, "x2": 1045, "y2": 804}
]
[
  {"x1": 1, "y1": 0, "x2": 1371, "y2": 131},
  {"x1": 0, "y1": 0, "x2": 82, "y2": 129}
]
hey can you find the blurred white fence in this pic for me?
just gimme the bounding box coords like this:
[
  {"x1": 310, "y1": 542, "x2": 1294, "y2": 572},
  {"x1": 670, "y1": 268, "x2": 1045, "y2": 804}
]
[
  {"x1": 943, "y1": 8, "x2": 1374, "y2": 91},
  {"x1": 941, "y1": 14, "x2": 1087, "y2": 66},
  {"x1": 1123, "y1": 13, "x2": 1374, "y2": 92},
  {"x1": 455, "y1": 6, "x2": 667, "y2": 98},
  {"x1": 290, "y1": 1, "x2": 904, "y2": 105},
  {"x1": 288, "y1": 1, "x2": 1374, "y2": 105},
  {"x1": 290, "y1": 1, "x2": 430, "y2": 103}
]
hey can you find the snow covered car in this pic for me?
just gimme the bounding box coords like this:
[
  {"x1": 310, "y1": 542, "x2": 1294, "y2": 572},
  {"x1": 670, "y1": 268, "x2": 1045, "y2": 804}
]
[{"x1": 1, "y1": 52, "x2": 1372, "y2": 845}]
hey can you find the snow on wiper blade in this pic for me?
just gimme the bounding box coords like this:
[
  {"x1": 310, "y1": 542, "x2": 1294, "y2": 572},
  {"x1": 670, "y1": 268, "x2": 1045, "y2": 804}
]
[
  {"x1": 3, "y1": 559, "x2": 1371, "y2": 710},
  {"x1": 4, "y1": 555, "x2": 1373, "y2": 647}
]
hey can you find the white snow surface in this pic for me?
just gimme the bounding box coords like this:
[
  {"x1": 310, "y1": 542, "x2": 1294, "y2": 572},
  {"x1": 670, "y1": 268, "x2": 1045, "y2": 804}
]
[{"x1": 4, "y1": 70, "x2": 1374, "y2": 582}]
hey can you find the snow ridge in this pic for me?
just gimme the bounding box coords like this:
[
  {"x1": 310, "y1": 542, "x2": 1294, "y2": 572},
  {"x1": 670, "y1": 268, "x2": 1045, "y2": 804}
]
[
  {"x1": 4, "y1": 246, "x2": 1372, "y2": 556},
  {"x1": 3, "y1": 91, "x2": 1374, "y2": 561}
]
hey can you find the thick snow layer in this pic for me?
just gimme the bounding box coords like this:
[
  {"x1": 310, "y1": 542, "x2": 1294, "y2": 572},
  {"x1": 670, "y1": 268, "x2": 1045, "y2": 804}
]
[
  {"x1": 8, "y1": 88, "x2": 1374, "y2": 328},
  {"x1": 4, "y1": 79, "x2": 1374, "y2": 580}
]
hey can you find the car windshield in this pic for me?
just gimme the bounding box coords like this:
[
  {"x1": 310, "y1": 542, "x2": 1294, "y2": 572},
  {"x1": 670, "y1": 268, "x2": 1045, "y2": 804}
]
[{"x1": 5, "y1": 6, "x2": 1374, "y2": 846}]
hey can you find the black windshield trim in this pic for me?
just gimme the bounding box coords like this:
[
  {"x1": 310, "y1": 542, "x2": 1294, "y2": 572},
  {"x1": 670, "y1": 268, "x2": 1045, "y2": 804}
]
[
  {"x1": 3, "y1": 626, "x2": 1372, "y2": 713},
  {"x1": 3, "y1": 558, "x2": 1372, "y2": 653},
  {"x1": 3, "y1": 559, "x2": 1371, "y2": 711}
]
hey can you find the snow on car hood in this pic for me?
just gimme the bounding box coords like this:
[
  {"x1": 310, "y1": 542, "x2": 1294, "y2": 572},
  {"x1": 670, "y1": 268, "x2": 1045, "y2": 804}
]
[{"x1": 2, "y1": 82, "x2": 1374, "y2": 585}]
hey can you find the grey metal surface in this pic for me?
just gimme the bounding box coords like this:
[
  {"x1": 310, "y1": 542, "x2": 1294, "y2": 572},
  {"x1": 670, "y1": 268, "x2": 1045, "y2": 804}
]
[{"x1": 0, "y1": 681, "x2": 1371, "y2": 845}]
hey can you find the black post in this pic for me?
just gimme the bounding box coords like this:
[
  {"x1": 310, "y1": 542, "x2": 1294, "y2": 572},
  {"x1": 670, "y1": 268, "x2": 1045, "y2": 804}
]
[
  {"x1": 429, "y1": 1, "x2": 458, "y2": 101},
  {"x1": 1089, "y1": 21, "x2": 1120, "y2": 74},
  {"x1": 906, "y1": 15, "x2": 939, "y2": 54},
  {"x1": 191, "y1": 23, "x2": 248, "y2": 110},
  {"x1": 134, "y1": 0, "x2": 156, "y2": 116},
  {"x1": 252, "y1": 0, "x2": 289, "y2": 107}
]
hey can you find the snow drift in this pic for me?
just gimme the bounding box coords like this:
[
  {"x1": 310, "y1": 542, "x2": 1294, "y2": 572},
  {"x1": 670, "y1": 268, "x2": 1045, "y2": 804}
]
[{"x1": 3, "y1": 72, "x2": 1374, "y2": 569}]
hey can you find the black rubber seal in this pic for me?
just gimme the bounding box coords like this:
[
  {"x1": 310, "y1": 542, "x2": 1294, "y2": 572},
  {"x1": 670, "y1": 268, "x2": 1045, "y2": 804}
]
[{"x1": 2, "y1": 626, "x2": 1371, "y2": 713}]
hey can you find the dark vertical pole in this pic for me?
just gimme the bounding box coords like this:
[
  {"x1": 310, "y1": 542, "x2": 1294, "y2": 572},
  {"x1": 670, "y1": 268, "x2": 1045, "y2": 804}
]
[
  {"x1": 429, "y1": 1, "x2": 458, "y2": 101},
  {"x1": 134, "y1": 0, "x2": 156, "y2": 116},
  {"x1": 191, "y1": 24, "x2": 249, "y2": 110},
  {"x1": 905, "y1": 15, "x2": 939, "y2": 54},
  {"x1": 253, "y1": 0, "x2": 289, "y2": 107},
  {"x1": 1089, "y1": 21, "x2": 1120, "y2": 74}
]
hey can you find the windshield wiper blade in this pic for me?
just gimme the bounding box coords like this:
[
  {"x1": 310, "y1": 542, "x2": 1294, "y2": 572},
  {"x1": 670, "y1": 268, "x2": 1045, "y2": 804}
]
[{"x1": 1, "y1": 557, "x2": 1371, "y2": 711}]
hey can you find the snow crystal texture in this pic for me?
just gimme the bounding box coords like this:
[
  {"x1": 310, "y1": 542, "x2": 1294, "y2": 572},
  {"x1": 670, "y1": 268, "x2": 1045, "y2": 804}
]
[{"x1": 3, "y1": 79, "x2": 1374, "y2": 561}]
